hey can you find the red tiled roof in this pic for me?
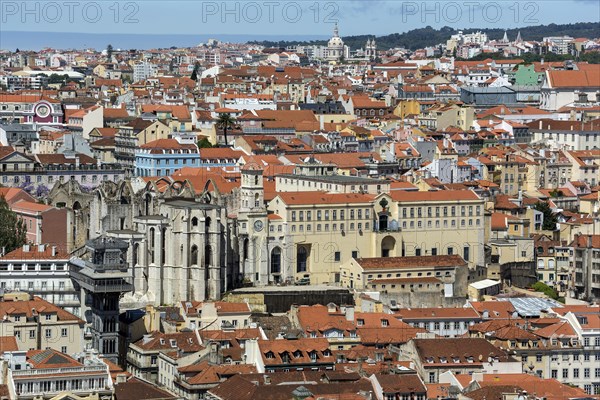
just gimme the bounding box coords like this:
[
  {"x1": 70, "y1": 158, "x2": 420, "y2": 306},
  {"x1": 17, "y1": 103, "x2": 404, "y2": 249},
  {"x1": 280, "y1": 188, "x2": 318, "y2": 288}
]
[
  {"x1": 0, "y1": 336, "x2": 18, "y2": 352},
  {"x1": 1, "y1": 244, "x2": 69, "y2": 260},
  {"x1": 396, "y1": 307, "x2": 480, "y2": 320},
  {"x1": 275, "y1": 192, "x2": 375, "y2": 206},
  {"x1": 0, "y1": 296, "x2": 82, "y2": 323},
  {"x1": 140, "y1": 138, "x2": 198, "y2": 152},
  {"x1": 355, "y1": 255, "x2": 467, "y2": 270},
  {"x1": 547, "y1": 69, "x2": 600, "y2": 88},
  {"x1": 390, "y1": 190, "x2": 480, "y2": 202}
]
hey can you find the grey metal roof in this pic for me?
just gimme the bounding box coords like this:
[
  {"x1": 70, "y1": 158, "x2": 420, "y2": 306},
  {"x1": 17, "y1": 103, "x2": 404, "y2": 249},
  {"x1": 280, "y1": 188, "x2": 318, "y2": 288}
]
[
  {"x1": 460, "y1": 86, "x2": 515, "y2": 94},
  {"x1": 501, "y1": 297, "x2": 563, "y2": 317}
]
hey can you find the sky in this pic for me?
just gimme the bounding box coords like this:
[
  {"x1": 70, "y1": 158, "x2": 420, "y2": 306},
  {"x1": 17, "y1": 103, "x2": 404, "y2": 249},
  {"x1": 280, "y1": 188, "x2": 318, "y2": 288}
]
[{"x1": 0, "y1": 0, "x2": 598, "y2": 47}]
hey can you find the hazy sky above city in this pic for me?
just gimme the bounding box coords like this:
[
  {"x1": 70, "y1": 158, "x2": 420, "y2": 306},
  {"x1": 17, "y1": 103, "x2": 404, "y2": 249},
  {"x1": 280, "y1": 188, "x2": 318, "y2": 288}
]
[{"x1": 2, "y1": 0, "x2": 599, "y2": 38}]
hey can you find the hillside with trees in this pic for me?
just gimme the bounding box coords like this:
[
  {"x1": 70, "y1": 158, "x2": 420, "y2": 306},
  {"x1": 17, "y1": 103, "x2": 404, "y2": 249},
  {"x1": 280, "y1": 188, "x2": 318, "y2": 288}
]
[{"x1": 249, "y1": 22, "x2": 600, "y2": 51}]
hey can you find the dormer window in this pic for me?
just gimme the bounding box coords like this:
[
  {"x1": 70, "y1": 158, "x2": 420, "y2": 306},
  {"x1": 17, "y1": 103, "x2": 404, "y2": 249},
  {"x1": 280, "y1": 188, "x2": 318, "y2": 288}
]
[
  {"x1": 170, "y1": 339, "x2": 177, "y2": 348},
  {"x1": 357, "y1": 319, "x2": 364, "y2": 326},
  {"x1": 440, "y1": 357, "x2": 447, "y2": 363},
  {"x1": 293, "y1": 350, "x2": 302, "y2": 358},
  {"x1": 265, "y1": 351, "x2": 275, "y2": 359},
  {"x1": 452, "y1": 357, "x2": 460, "y2": 363},
  {"x1": 381, "y1": 319, "x2": 389, "y2": 327}
]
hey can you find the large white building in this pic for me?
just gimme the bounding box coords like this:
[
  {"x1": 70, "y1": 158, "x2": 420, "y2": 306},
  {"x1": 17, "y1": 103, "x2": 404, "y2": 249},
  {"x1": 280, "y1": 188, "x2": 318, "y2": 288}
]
[
  {"x1": 133, "y1": 61, "x2": 158, "y2": 82},
  {"x1": 0, "y1": 245, "x2": 80, "y2": 316},
  {"x1": 543, "y1": 36, "x2": 574, "y2": 54},
  {"x1": 540, "y1": 69, "x2": 600, "y2": 111},
  {"x1": 3, "y1": 349, "x2": 113, "y2": 400}
]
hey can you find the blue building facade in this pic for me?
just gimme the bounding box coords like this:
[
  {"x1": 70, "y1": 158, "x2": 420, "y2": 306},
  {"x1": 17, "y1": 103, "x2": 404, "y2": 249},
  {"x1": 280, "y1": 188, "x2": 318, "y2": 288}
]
[{"x1": 135, "y1": 139, "x2": 200, "y2": 177}]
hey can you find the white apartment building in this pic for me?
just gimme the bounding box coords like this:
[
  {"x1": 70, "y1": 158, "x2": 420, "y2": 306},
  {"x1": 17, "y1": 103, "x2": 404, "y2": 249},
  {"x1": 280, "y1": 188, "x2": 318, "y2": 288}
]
[
  {"x1": 0, "y1": 244, "x2": 80, "y2": 316},
  {"x1": 2, "y1": 349, "x2": 113, "y2": 400},
  {"x1": 133, "y1": 61, "x2": 158, "y2": 82}
]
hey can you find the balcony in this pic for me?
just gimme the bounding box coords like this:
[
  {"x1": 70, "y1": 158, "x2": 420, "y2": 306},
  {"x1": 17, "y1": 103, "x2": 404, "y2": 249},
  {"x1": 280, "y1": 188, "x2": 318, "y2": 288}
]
[
  {"x1": 70, "y1": 268, "x2": 133, "y2": 293},
  {"x1": 373, "y1": 227, "x2": 401, "y2": 233},
  {"x1": 12, "y1": 365, "x2": 107, "y2": 377}
]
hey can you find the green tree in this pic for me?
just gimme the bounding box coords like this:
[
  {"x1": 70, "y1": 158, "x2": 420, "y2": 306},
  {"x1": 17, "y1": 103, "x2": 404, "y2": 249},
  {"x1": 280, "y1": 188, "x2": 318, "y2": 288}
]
[
  {"x1": 106, "y1": 44, "x2": 113, "y2": 60},
  {"x1": 216, "y1": 113, "x2": 235, "y2": 147},
  {"x1": 531, "y1": 281, "x2": 559, "y2": 300},
  {"x1": 0, "y1": 196, "x2": 27, "y2": 254},
  {"x1": 198, "y1": 137, "x2": 212, "y2": 149},
  {"x1": 197, "y1": 137, "x2": 213, "y2": 148},
  {"x1": 533, "y1": 201, "x2": 558, "y2": 231},
  {"x1": 47, "y1": 74, "x2": 69, "y2": 84},
  {"x1": 190, "y1": 62, "x2": 201, "y2": 81}
]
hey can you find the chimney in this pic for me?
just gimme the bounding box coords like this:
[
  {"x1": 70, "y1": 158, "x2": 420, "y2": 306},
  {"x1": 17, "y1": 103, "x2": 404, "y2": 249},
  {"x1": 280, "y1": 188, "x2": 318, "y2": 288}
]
[
  {"x1": 23, "y1": 244, "x2": 30, "y2": 252},
  {"x1": 142, "y1": 334, "x2": 152, "y2": 345},
  {"x1": 539, "y1": 120, "x2": 542, "y2": 129},
  {"x1": 51, "y1": 246, "x2": 57, "y2": 257},
  {"x1": 115, "y1": 373, "x2": 127, "y2": 384},
  {"x1": 37, "y1": 244, "x2": 45, "y2": 252}
]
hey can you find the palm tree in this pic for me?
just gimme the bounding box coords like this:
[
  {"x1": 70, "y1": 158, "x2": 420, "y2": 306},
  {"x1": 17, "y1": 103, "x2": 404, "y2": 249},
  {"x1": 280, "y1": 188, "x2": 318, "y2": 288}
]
[{"x1": 216, "y1": 113, "x2": 235, "y2": 147}]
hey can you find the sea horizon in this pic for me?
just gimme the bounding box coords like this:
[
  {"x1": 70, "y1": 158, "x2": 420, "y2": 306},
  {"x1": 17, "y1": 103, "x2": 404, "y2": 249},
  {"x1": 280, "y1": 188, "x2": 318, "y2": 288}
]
[{"x1": 0, "y1": 31, "x2": 331, "y2": 52}]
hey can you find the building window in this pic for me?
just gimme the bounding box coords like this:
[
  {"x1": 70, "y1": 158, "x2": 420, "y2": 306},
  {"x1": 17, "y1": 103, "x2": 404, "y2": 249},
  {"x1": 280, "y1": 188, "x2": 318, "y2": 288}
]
[
  {"x1": 429, "y1": 372, "x2": 436, "y2": 383},
  {"x1": 271, "y1": 247, "x2": 281, "y2": 274},
  {"x1": 297, "y1": 247, "x2": 308, "y2": 273}
]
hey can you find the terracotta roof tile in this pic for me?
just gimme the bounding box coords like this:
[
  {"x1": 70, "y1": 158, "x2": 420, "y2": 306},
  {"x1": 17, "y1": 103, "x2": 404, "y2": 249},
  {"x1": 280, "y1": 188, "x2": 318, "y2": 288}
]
[
  {"x1": 390, "y1": 190, "x2": 480, "y2": 202},
  {"x1": 355, "y1": 255, "x2": 467, "y2": 271}
]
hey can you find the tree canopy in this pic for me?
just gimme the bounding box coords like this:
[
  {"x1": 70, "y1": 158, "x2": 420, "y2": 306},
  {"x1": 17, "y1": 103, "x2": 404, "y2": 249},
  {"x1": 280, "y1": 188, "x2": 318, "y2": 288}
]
[
  {"x1": 190, "y1": 62, "x2": 201, "y2": 81},
  {"x1": 0, "y1": 196, "x2": 27, "y2": 254},
  {"x1": 248, "y1": 22, "x2": 599, "y2": 53},
  {"x1": 197, "y1": 137, "x2": 213, "y2": 148},
  {"x1": 531, "y1": 281, "x2": 559, "y2": 300},
  {"x1": 533, "y1": 201, "x2": 558, "y2": 231},
  {"x1": 216, "y1": 113, "x2": 236, "y2": 147}
]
